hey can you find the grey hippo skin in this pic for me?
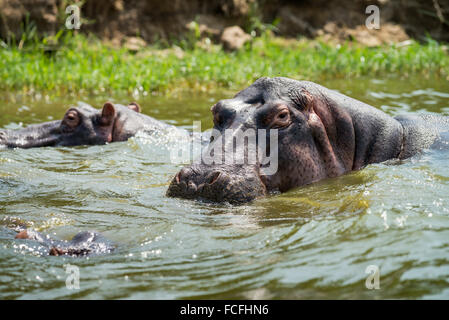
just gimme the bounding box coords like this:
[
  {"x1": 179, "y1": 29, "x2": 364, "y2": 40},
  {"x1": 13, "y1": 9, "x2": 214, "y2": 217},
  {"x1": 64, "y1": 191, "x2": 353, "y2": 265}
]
[
  {"x1": 0, "y1": 101, "x2": 170, "y2": 148},
  {"x1": 167, "y1": 77, "x2": 449, "y2": 204}
]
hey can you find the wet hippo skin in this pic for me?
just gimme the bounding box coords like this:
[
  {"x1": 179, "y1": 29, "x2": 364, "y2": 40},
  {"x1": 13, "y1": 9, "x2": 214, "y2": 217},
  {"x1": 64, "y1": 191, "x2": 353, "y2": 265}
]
[{"x1": 167, "y1": 77, "x2": 449, "y2": 204}]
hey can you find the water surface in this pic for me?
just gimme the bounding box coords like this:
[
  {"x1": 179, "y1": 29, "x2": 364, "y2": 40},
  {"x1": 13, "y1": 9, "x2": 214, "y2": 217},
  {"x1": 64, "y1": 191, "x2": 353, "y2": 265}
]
[{"x1": 1, "y1": 76, "x2": 449, "y2": 299}]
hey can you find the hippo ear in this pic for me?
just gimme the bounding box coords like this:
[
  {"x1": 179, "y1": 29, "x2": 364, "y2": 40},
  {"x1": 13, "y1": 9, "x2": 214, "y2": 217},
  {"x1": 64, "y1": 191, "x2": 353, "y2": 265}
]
[
  {"x1": 127, "y1": 102, "x2": 141, "y2": 113},
  {"x1": 289, "y1": 89, "x2": 314, "y2": 112},
  {"x1": 101, "y1": 102, "x2": 116, "y2": 125}
]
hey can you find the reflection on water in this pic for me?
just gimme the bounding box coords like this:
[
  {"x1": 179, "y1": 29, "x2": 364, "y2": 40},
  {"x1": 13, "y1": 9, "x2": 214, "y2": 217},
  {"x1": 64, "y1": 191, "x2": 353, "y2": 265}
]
[{"x1": 0, "y1": 76, "x2": 449, "y2": 299}]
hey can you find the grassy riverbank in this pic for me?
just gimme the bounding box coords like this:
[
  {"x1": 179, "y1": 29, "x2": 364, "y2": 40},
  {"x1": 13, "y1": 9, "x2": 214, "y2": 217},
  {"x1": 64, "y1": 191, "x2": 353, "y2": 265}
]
[{"x1": 0, "y1": 32, "x2": 448, "y2": 97}]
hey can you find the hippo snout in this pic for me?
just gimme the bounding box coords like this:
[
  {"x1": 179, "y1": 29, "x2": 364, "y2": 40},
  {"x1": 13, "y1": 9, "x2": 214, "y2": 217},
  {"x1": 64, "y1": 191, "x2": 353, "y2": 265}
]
[
  {"x1": 167, "y1": 164, "x2": 267, "y2": 204},
  {"x1": 174, "y1": 167, "x2": 227, "y2": 195}
]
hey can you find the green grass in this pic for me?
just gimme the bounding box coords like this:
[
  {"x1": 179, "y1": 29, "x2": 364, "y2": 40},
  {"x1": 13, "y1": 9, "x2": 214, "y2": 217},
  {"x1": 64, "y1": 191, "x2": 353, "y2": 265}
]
[{"x1": 0, "y1": 32, "x2": 448, "y2": 97}]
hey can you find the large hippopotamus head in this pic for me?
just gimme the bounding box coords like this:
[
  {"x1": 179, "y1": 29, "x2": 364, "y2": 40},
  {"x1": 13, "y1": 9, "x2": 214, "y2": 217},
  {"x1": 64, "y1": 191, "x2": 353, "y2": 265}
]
[
  {"x1": 167, "y1": 77, "x2": 403, "y2": 204},
  {"x1": 0, "y1": 102, "x2": 146, "y2": 148}
]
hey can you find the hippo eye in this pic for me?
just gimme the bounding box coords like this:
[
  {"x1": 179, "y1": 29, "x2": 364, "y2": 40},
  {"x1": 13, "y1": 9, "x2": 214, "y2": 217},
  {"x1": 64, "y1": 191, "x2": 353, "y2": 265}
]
[
  {"x1": 278, "y1": 112, "x2": 288, "y2": 119},
  {"x1": 63, "y1": 110, "x2": 80, "y2": 129},
  {"x1": 269, "y1": 108, "x2": 291, "y2": 129}
]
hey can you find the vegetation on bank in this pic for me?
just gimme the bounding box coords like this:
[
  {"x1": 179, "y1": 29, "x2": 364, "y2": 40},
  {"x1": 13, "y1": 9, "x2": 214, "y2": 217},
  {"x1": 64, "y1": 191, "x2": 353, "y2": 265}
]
[{"x1": 0, "y1": 31, "x2": 448, "y2": 97}]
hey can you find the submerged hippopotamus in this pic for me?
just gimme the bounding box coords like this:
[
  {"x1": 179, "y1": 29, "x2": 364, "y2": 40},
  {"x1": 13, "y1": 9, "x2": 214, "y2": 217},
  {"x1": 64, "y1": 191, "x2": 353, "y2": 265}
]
[
  {"x1": 15, "y1": 229, "x2": 114, "y2": 256},
  {"x1": 0, "y1": 101, "x2": 169, "y2": 148},
  {"x1": 167, "y1": 77, "x2": 449, "y2": 203}
]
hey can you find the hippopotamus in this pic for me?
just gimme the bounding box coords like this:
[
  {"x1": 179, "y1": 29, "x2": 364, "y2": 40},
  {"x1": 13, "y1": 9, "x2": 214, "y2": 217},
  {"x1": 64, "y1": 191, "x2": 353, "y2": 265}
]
[
  {"x1": 15, "y1": 229, "x2": 114, "y2": 256},
  {"x1": 0, "y1": 101, "x2": 170, "y2": 148},
  {"x1": 167, "y1": 77, "x2": 449, "y2": 204}
]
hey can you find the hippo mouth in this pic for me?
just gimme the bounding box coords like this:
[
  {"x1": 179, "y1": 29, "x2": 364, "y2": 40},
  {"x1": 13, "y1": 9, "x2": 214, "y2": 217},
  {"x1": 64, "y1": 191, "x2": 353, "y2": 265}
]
[
  {"x1": 166, "y1": 164, "x2": 268, "y2": 204},
  {"x1": 0, "y1": 121, "x2": 62, "y2": 148}
]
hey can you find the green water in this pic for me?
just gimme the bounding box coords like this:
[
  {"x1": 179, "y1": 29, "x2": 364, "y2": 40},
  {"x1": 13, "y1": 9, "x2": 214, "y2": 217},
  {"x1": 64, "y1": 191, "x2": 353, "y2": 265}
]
[{"x1": 1, "y1": 77, "x2": 449, "y2": 299}]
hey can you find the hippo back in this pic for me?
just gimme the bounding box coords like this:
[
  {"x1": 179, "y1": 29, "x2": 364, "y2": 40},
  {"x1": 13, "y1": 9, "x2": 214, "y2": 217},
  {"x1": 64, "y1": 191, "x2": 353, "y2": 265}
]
[{"x1": 395, "y1": 114, "x2": 449, "y2": 158}]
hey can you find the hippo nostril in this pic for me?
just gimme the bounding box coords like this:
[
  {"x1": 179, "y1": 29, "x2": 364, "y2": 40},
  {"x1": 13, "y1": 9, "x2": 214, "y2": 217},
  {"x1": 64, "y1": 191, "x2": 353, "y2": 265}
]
[
  {"x1": 207, "y1": 172, "x2": 221, "y2": 185},
  {"x1": 187, "y1": 181, "x2": 197, "y2": 193}
]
